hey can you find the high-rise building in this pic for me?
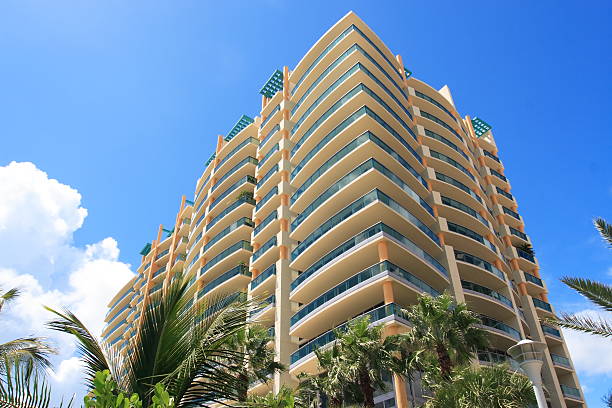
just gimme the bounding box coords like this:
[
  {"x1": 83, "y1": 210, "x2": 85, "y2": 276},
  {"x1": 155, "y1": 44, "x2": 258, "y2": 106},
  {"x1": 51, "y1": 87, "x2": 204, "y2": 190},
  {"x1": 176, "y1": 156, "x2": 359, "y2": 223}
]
[{"x1": 103, "y1": 11, "x2": 585, "y2": 408}]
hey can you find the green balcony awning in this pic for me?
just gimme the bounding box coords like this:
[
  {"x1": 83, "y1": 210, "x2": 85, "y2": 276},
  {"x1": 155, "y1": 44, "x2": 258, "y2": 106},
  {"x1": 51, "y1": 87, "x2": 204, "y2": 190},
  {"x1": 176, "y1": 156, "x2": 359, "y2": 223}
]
[
  {"x1": 404, "y1": 67, "x2": 412, "y2": 78},
  {"x1": 205, "y1": 153, "x2": 216, "y2": 166},
  {"x1": 471, "y1": 117, "x2": 492, "y2": 137},
  {"x1": 259, "y1": 69, "x2": 283, "y2": 98},
  {"x1": 225, "y1": 115, "x2": 254, "y2": 141}
]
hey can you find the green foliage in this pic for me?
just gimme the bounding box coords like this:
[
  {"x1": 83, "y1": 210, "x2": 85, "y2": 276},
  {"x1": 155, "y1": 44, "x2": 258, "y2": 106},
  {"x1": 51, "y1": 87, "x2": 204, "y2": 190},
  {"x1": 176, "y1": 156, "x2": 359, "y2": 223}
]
[
  {"x1": 46, "y1": 274, "x2": 257, "y2": 407},
  {"x1": 84, "y1": 371, "x2": 174, "y2": 408},
  {"x1": 236, "y1": 190, "x2": 254, "y2": 201},
  {"x1": 422, "y1": 364, "x2": 536, "y2": 408},
  {"x1": 247, "y1": 386, "x2": 298, "y2": 408},
  {"x1": 595, "y1": 217, "x2": 612, "y2": 247},
  {"x1": 402, "y1": 293, "x2": 488, "y2": 378}
]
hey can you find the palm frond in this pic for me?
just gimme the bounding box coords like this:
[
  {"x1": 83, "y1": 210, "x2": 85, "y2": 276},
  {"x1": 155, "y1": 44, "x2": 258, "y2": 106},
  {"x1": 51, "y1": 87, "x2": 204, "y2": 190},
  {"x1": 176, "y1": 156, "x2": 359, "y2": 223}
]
[
  {"x1": 44, "y1": 306, "x2": 109, "y2": 389},
  {"x1": 561, "y1": 276, "x2": 612, "y2": 312},
  {"x1": 0, "y1": 338, "x2": 55, "y2": 376},
  {"x1": 595, "y1": 218, "x2": 612, "y2": 247},
  {"x1": 0, "y1": 362, "x2": 74, "y2": 408},
  {"x1": 552, "y1": 313, "x2": 612, "y2": 337},
  {"x1": 0, "y1": 288, "x2": 20, "y2": 312}
]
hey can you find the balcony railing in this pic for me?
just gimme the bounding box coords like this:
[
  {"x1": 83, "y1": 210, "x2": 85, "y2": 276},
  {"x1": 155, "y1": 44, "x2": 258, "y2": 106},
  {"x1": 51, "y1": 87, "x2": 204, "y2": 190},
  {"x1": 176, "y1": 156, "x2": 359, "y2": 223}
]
[
  {"x1": 216, "y1": 137, "x2": 259, "y2": 170},
  {"x1": 260, "y1": 124, "x2": 280, "y2": 147},
  {"x1": 523, "y1": 271, "x2": 543, "y2": 287},
  {"x1": 479, "y1": 315, "x2": 521, "y2": 340},
  {"x1": 462, "y1": 280, "x2": 512, "y2": 308},
  {"x1": 256, "y1": 187, "x2": 278, "y2": 212},
  {"x1": 430, "y1": 150, "x2": 475, "y2": 181},
  {"x1": 503, "y1": 206, "x2": 521, "y2": 220},
  {"x1": 509, "y1": 226, "x2": 528, "y2": 240},
  {"x1": 209, "y1": 175, "x2": 256, "y2": 211},
  {"x1": 200, "y1": 241, "x2": 252, "y2": 274},
  {"x1": 420, "y1": 110, "x2": 463, "y2": 142},
  {"x1": 291, "y1": 261, "x2": 439, "y2": 326},
  {"x1": 212, "y1": 156, "x2": 258, "y2": 192},
  {"x1": 441, "y1": 196, "x2": 489, "y2": 227},
  {"x1": 447, "y1": 222, "x2": 497, "y2": 254},
  {"x1": 516, "y1": 247, "x2": 535, "y2": 263},
  {"x1": 532, "y1": 297, "x2": 552, "y2": 312},
  {"x1": 203, "y1": 217, "x2": 254, "y2": 253},
  {"x1": 253, "y1": 210, "x2": 277, "y2": 236},
  {"x1": 435, "y1": 172, "x2": 482, "y2": 204},
  {"x1": 541, "y1": 324, "x2": 561, "y2": 338},
  {"x1": 454, "y1": 250, "x2": 505, "y2": 281},
  {"x1": 424, "y1": 129, "x2": 469, "y2": 161},
  {"x1": 496, "y1": 186, "x2": 513, "y2": 200},
  {"x1": 490, "y1": 168, "x2": 507, "y2": 182},
  {"x1": 199, "y1": 265, "x2": 251, "y2": 297},
  {"x1": 257, "y1": 164, "x2": 278, "y2": 188},
  {"x1": 250, "y1": 264, "x2": 276, "y2": 290},
  {"x1": 550, "y1": 353, "x2": 571, "y2": 368},
  {"x1": 415, "y1": 91, "x2": 455, "y2": 121},
  {"x1": 290, "y1": 303, "x2": 406, "y2": 364},
  {"x1": 483, "y1": 149, "x2": 501, "y2": 163},
  {"x1": 207, "y1": 197, "x2": 255, "y2": 231},
  {"x1": 252, "y1": 236, "x2": 277, "y2": 262},
  {"x1": 560, "y1": 385, "x2": 582, "y2": 400}
]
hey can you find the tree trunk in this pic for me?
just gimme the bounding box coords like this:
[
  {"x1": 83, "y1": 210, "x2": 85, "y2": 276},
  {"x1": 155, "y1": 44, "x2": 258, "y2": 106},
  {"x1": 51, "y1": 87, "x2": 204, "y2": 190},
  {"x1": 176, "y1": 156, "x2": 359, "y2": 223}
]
[
  {"x1": 359, "y1": 369, "x2": 376, "y2": 408},
  {"x1": 237, "y1": 370, "x2": 249, "y2": 402},
  {"x1": 436, "y1": 344, "x2": 453, "y2": 380}
]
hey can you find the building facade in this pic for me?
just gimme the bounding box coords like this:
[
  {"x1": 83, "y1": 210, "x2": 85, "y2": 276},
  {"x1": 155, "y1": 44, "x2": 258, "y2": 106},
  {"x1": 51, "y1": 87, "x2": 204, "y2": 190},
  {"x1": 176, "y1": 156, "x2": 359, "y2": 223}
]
[{"x1": 103, "y1": 11, "x2": 585, "y2": 408}]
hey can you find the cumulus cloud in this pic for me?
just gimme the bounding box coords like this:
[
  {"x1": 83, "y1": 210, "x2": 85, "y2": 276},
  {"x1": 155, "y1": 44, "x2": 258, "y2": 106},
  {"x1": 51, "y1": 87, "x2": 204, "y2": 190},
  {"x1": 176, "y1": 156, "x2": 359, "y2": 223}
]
[
  {"x1": 562, "y1": 309, "x2": 612, "y2": 377},
  {"x1": 0, "y1": 161, "x2": 134, "y2": 399}
]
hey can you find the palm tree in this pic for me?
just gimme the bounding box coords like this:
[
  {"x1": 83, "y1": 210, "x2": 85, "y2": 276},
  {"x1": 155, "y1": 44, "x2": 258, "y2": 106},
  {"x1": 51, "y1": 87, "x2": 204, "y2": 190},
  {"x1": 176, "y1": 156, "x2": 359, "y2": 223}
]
[
  {"x1": 226, "y1": 324, "x2": 284, "y2": 402},
  {"x1": 0, "y1": 287, "x2": 55, "y2": 376},
  {"x1": 551, "y1": 218, "x2": 612, "y2": 337},
  {"x1": 247, "y1": 386, "x2": 299, "y2": 408},
  {"x1": 422, "y1": 364, "x2": 536, "y2": 408},
  {"x1": 299, "y1": 344, "x2": 347, "y2": 408},
  {"x1": 402, "y1": 293, "x2": 488, "y2": 379},
  {"x1": 303, "y1": 316, "x2": 418, "y2": 408},
  {"x1": 46, "y1": 275, "x2": 257, "y2": 407}
]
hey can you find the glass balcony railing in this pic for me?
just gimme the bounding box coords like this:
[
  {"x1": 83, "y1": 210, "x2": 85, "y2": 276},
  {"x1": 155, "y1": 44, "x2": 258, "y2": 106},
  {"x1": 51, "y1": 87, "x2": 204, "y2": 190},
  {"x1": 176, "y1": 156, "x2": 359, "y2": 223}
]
[
  {"x1": 260, "y1": 124, "x2": 280, "y2": 147},
  {"x1": 152, "y1": 266, "x2": 167, "y2": 279},
  {"x1": 420, "y1": 111, "x2": 463, "y2": 142},
  {"x1": 106, "y1": 303, "x2": 130, "y2": 325},
  {"x1": 415, "y1": 91, "x2": 455, "y2": 121},
  {"x1": 461, "y1": 280, "x2": 512, "y2": 308},
  {"x1": 108, "y1": 334, "x2": 123, "y2": 346},
  {"x1": 509, "y1": 226, "x2": 528, "y2": 240},
  {"x1": 206, "y1": 197, "x2": 255, "y2": 232},
  {"x1": 541, "y1": 324, "x2": 561, "y2": 338},
  {"x1": 532, "y1": 297, "x2": 552, "y2": 312},
  {"x1": 561, "y1": 385, "x2": 582, "y2": 400},
  {"x1": 253, "y1": 210, "x2": 277, "y2": 236},
  {"x1": 292, "y1": 60, "x2": 412, "y2": 136},
  {"x1": 435, "y1": 172, "x2": 482, "y2": 204},
  {"x1": 441, "y1": 196, "x2": 489, "y2": 228},
  {"x1": 516, "y1": 247, "x2": 535, "y2": 263},
  {"x1": 291, "y1": 24, "x2": 404, "y2": 99},
  {"x1": 150, "y1": 282, "x2": 162, "y2": 294},
  {"x1": 209, "y1": 175, "x2": 256, "y2": 211},
  {"x1": 290, "y1": 303, "x2": 406, "y2": 364},
  {"x1": 200, "y1": 241, "x2": 252, "y2": 274},
  {"x1": 155, "y1": 249, "x2": 169, "y2": 261},
  {"x1": 447, "y1": 222, "x2": 498, "y2": 254},
  {"x1": 107, "y1": 290, "x2": 133, "y2": 313},
  {"x1": 292, "y1": 84, "x2": 418, "y2": 165},
  {"x1": 430, "y1": 150, "x2": 475, "y2": 182},
  {"x1": 291, "y1": 130, "x2": 427, "y2": 204},
  {"x1": 495, "y1": 186, "x2": 513, "y2": 201},
  {"x1": 194, "y1": 174, "x2": 210, "y2": 202},
  {"x1": 257, "y1": 164, "x2": 278, "y2": 188},
  {"x1": 503, "y1": 206, "x2": 521, "y2": 220},
  {"x1": 292, "y1": 189, "x2": 438, "y2": 260},
  {"x1": 253, "y1": 236, "x2": 277, "y2": 262},
  {"x1": 424, "y1": 129, "x2": 469, "y2": 161},
  {"x1": 490, "y1": 168, "x2": 507, "y2": 182},
  {"x1": 256, "y1": 187, "x2": 278, "y2": 212},
  {"x1": 291, "y1": 222, "x2": 447, "y2": 291},
  {"x1": 211, "y1": 157, "x2": 258, "y2": 192},
  {"x1": 292, "y1": 158, "x2": 433, "y2": 232},
  {"x1": 260, "y1": 105, "x2": 280, "y2": 129},
  {"x1": 258, "y1": 143, "x2": 279, "y2": 168},
  {"x1": 477, "y1": 349, "x2": 519, "y2": 370},
  {"x1": 479, "y1": 315, "x2": 521, "y2": 340},
  {"x1": 199, "y1": 265, "x2": 251, "y2": 297},
  {"x1": 523, "y1": 271, "x2": 543, "y2": 287},
  {"x1": 291, "y1": 261, "x2": 438, "y2": 326},
  {"x1": 250, "y1": 264, "x2": 276, "y2": 290},
  {"x1": 483, "y1": 149, "x2": 501, "y2": 163},
  {"x1": 216, "y1": 137, "x2": 259, "y2": 170},
  {"x1": 551, "y1": 354, "x2": 571, "y2": 368},
  {"x1": 204, "y1": 218, "x2": 254, "y2": 253},
  {"x1": 454, "y1": 250, "x2": 505, "y2": 281}
]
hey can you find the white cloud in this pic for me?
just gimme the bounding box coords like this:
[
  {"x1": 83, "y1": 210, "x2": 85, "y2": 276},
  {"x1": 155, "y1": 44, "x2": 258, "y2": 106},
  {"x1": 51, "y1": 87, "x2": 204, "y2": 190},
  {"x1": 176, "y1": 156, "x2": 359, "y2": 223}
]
[
  {"x1": 562, "y1": 309, "x2": 612, "y2": 377},
  {"x1": 0, "y1": 161, "x2": 134, "y2": 400}
]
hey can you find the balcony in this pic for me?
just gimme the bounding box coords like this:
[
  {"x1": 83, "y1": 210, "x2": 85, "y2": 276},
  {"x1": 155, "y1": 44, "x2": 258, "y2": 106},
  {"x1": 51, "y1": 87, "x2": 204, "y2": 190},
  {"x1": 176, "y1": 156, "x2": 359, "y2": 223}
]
[
  {"x1": 260, "y1": 124, "x2": 280, "y2": 149},
  {"x1": 482, "y1": 149, "x2": 500, "y2": 163},
  {"x1": 523, "y1": 271, "x2": 543, "y2": 287},
  {"x1": 211, "y1": 156, "x2": 258, "y2": 193},
  {"x1": 291, "y1": 261, "x2": 439, "y2": 329},
  {"x1": 502, "y1": 206, "x2": 521, "y2": 221},
  {"x1": 441, "y1": 196, "x2": 489, "y2": 228},
  {"x1": 495, "y1": 186, "x2": 513, "y2": 201},
  {"x1": 454, "y1": 250, "x2": 505, "y2": 282},
  {"x1": 430, "y1": 150, "x2": 475, "y2": 182},
  {"x1": 479, "y1": 315, "x2": 521, "y2": 341},
  {"x1": 435, "y1": 172, "x2": 483, "y2": 205},
  {"x1": 216, "y1": 137, "x2": 259, "y2": 171},
  {"x1": 560, "y1": 385, "x2": 582, "y2": 401},
  {"x1": 509, "y1": 226, "x2": 528, "y2": 241},
  {"x1": 256, "y1": 164, "x2": 279, "y2": 190},
  {"x1": 199, "y1": 265, "x2": 251, "y2": 298},
  {"x1": 209, "y1": 175, "x2": 256, "y2": 211},
  {"x1": 550, "y1": 353, "x2": 572, "y2": 369},
  {"x1": 415, "y1": 90, "x2": 455, "y2": 121},
  {"x1": 206, "y1": 197, "x2": 255, "y2": 232},
  {"x1": 290, "y1": 303, "x2": 407, "y2": 368},
  {"x1": 461, "y1": 280, "x2": 513, "y2": 309},
  {"x1": 420, "y1": 110, "x2": 463, "y2": 143},
  {"x1": 541, "y1": 324, "x2": 561, "y2": 338},
  {"x1": 252, "y1": 236, "x2": 277, "y2": 262},
  {"x1": 489, "y1": 168, "x2": 507, "y2": 183},
  {"x1": 447, "y1": 221, "x2": 498, "y2": 255},
  {"x1": 253, "y1": 210, "x2": 278, "y2": 238},
  {"x1": 532, "y1": 297, "x2": 553, "y2": 313},
  {"x1": 250, "y1": 264, "x2": 276, "y2": 291},
  {"x1": 516, "y1": 247, "x2": 535, "y2": 263},
  {"x1": 255, "y1": 186, "x2": 278, "y2": 213}
]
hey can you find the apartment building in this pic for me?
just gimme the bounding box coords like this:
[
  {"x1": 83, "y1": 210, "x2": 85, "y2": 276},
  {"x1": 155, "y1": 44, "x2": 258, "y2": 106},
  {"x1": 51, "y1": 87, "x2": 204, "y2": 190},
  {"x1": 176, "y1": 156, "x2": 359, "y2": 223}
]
[{"x1": 103, "y1": 11, "x2": 585, "y2": 408}]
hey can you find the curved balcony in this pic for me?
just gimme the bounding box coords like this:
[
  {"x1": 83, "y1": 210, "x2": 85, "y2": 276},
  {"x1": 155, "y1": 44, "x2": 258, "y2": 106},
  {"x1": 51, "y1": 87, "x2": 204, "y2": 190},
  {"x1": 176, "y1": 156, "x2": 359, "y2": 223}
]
[
  {"x1": 199, "y1": 240, "x2": 252, "y2": 282},
  {"x1": 251, "y1": 236, "x2": 277, "y2": 271},
  {"x1": 249, "y1": 264, "x2": 276, "y2": 296},
  {"x1": 205, "y1": 197, "x2": 255, "y2": 236},
  {"x1": 210, "y1": 156, "x2": 258, "y2": 195},
  {"x1": 260, "y1": 105, "x2": 281, "y2": 136},
  {"x1": 259, "y1": 124, "x2": 280, "y2": 151},
  {"x1": 414, "y1": 90, "x2": 456, "y2": 122},
  {"x1": 289, "y1": 303, "x2": 408, "y2": 374},
  {"x1": 439, "y1": 195, "x2": 490, "y2": 231},
  {"x1": 423, "y1": 128, "x2": 470, "y2": 164},
  {"x1": 454, "y1": 250, "x2": 507, "y2": 287},
  {"x1": 215, "y1": 137, "x2": 259, "y2": 176},
  {"x1": 560, "y1": 384, "x2": 582, "y2": 402},
  {"x1": 445, "y1": 221, "x2": 499, "y2": 260},
  {"x1": 461, "y1": 280, "x2": 515, "y2": 321},
  {"x1": 292, "y1": 130, "x2": 427, "y2": 206},
  {"x1": 257, "y1": 143, "x2": 280, "y2": 174},
  {"x1": 532, "y1": 297, "x2": 554, "y2": 316},
  {"x1": 292, "y1": 189, "x2": 438, "y2": 266},
  {"x1": 254, "y1": 186, "x2": 279, "y2": 219},
  {"x1": 487, "y1": 167, "x2": 508, "y2": 190},
  {"x1": 291, "y1": 84, "x2": 419, "y2": 177},
  {"x1": 419, "y1": 110, "x2": 463, "y2": 145},
  {"x1": 290, "y1": 261, "x2": 439, "y2": 338},
  {"x1": 291, "y1": 222, "x2": 447, "y2": 303},
  {"x1": 209, "y1": 175, "x2": 256, "y2": 212},
  {"x1": 478, "y1": 314, "x2": 521, "y2": 346},
  {"x1": 198, "y1": 265, "x2": 251, "y2": 299},
  {"x1": 550, "y1": 353, "x2": 572, "y2": 371},
  {"x1": 291, "y1": 158, "x2": 433, "y2": 239},
  {"x1": 255, "y1": 164, "x2": 279, "y2": 195},
  {"x1": 433, "y1": 171, "x2": 484, "y2": 212},
  {"x1": 202, "y1": 217, "x2": 254, "y2": 261},
  {"x1": 429, "y1": 149, "x2": 476, "y2": 188},
  {"x1": 253, "y1": 210, "x2": 278, "y2": 240}
]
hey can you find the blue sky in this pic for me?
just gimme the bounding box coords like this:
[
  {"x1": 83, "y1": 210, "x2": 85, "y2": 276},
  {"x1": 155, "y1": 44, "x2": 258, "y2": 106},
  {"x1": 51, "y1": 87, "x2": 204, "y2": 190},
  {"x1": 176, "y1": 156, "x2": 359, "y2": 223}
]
[{"x1": 0, "y1": 0, "x2": 610, "y2": 405}]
